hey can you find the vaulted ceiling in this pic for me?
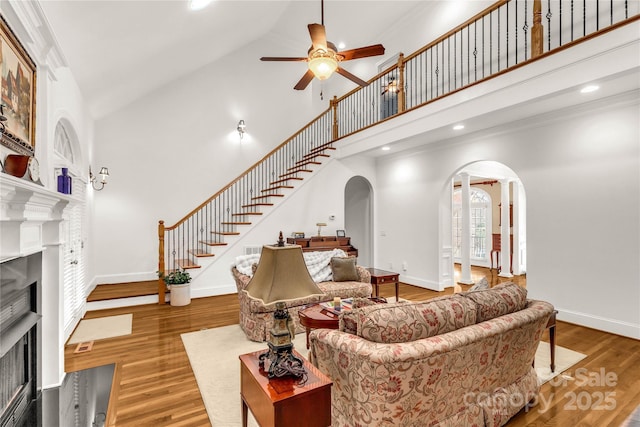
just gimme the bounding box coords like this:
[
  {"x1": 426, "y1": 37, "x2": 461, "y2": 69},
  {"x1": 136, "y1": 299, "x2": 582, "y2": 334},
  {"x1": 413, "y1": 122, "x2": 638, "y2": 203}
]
[{"x1": 38, "y1": 1, "x2": 427, "y2": 118}]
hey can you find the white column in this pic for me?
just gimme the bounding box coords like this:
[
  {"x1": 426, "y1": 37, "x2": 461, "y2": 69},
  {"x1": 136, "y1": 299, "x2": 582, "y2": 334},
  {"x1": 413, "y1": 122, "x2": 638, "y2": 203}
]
[
  {"x1": 459, "y1": 173, "x2": 474, "y2": 284},
  {"x1": 499, "y1": 179, "x2": 513, "y2": 278},
  {"x1": 511, "y1": 181, "x2": 521, "y2": 275}
]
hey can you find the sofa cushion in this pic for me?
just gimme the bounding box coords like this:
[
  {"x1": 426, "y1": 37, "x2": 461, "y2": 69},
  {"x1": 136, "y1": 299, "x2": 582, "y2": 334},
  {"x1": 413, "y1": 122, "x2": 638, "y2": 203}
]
[
  {"x1": 348, "y1": 293, "x2": 477, "y2": 343},
  {"x1": 462, "y1": 282, "x2": 527, "y2": 323},
  {"x1": 330, "y1": 257, "x2": 358, "y2": 281}
]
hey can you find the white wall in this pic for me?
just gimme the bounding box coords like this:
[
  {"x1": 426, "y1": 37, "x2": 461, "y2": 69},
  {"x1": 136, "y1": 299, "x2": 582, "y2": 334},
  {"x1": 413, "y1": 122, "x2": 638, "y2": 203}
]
[
  {"x1": 89, "y1": 1, "x2": 492, "y2": 284},
  {"x1": 187, "y1": 157, "x2": 376, "y2": 297},
  {"x1": 374, "y1": 95, "x2": 639, "y2": 338}
]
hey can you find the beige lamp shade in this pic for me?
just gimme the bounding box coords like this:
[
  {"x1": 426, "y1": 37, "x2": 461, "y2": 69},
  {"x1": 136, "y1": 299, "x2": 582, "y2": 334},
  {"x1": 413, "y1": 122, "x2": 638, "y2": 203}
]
[{"x1": 245, "y1": 245, "x2": 323, "y2": 305}]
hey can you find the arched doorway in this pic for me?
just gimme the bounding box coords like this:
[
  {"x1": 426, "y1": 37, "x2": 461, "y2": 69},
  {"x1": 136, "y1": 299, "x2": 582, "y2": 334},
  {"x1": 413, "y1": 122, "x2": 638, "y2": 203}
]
[
  {"x1": 440, "y1": 161, "x2": 526, "y2": 287},
  {"x1": 344, "y1": 176, "x2": 373, "y2": 267}
]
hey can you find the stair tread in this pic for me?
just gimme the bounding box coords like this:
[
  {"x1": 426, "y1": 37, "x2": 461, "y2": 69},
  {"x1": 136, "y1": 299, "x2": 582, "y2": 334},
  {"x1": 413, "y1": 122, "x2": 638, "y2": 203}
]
[
  {"x1": 252, "y1": 194, "x2": 284, "y2": 200},
  {"x1": 176, "y1": 259, "x2": 201, "y2": 269},
  {"x1": 87, "y1": 280, "x2": 159, "y2": 301},
  {"x1": 270, "y1": 177, "x2": 304, "y2": 184},
  {"x1": 294, "y1": 160, "x2": 322, "y2": 166},
  {"x1": 302, "y1": 153, "x2": 330, "y2": 160},
  {"x1": 221, "y1": 221, "x2": 252, "y2": 225},
  {"x1": 241, "y1": 203, "x2": 274, "y2": 208},
  {"x1": 263, "y1": 186, "x2": 294, "y2": 191},
  {"x1": 232, "y1": 212, "x2": 263, "y2": 216},
  {"x1": 212, "y1": 231, "x2": 240, "y2": 235},
  {"x1": 189, "y1": 249, "x2": 215, "y2": 257},
  {"x1": 280, "y1": 170, "x2": 312, "y2": 178},
  {"x1": 200, "y1": 240, "x2": 228, "y2": 246}
]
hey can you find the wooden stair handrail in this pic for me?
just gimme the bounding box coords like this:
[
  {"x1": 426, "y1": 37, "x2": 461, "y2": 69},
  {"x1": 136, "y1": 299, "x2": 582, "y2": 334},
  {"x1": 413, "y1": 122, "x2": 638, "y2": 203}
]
[{"x1": 161, "y1": 107, "x2": 332, "y2": 231}]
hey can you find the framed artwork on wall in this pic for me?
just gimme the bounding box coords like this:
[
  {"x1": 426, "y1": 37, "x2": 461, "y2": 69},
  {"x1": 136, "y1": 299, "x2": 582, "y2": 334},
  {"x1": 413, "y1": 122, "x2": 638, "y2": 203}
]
[
  {"x1": 0, "y1": 15, "x2": 37, "y2": 155},
  {"x1": 336, "y1": 230, "x2": 346, "y2": 237}
]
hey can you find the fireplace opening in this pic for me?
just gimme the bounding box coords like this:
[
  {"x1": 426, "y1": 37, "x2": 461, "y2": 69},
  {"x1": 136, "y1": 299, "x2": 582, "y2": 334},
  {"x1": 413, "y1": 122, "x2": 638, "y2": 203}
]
[{"x1": 0, "y1": 252, "x2": 41, "y2": 426}]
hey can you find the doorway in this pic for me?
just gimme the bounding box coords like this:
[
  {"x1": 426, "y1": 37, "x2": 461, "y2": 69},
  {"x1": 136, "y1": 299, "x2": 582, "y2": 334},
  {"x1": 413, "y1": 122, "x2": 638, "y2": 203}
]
[
  {"x1": 344, "y1": 176, "x2": 373, "y2": 267},
  {"x1": 441, "y1": 161, "x2": 526, "y2": 287}
]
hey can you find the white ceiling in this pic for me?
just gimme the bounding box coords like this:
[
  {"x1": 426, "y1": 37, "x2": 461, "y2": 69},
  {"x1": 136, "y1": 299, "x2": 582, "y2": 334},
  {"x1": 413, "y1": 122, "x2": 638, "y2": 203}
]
[{"x1": 38, "y1": 0, "x2": 426, "y2": 118}]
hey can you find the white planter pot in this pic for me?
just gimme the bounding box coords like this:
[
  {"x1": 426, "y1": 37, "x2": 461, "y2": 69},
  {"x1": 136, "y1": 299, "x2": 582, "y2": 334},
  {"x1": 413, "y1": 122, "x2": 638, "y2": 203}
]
[{"x1": 170, "y1": 283, "x2": 191, "y2": 306}]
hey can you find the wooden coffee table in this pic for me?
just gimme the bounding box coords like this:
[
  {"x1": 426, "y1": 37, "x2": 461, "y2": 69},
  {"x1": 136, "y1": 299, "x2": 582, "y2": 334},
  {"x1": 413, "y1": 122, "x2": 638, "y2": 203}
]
[
  {"x1": 239, "y1": 349, "x2": 332, "y2": 427},
  {"x1": 298, "y1": 304, "x2": 340, "y2": 349}
]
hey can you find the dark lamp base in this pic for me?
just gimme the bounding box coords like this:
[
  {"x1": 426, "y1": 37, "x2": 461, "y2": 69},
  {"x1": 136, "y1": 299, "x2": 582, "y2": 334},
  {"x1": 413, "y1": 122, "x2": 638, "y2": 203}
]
[{"x1": 258, "y1": 343, "x2": 307, "y2": 380}]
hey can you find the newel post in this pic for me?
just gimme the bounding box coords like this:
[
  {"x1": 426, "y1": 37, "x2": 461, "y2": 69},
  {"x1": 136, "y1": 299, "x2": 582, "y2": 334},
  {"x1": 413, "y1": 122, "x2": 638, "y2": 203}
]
[
  {"x1": 158, "y1": 220, "x2": 166, "y2": 304},
  {"x1": 330, "y1": 96, "x2": 339, "y2": 140},
  {"x1": 397, "y1": 53, "x2": 406, "y2": 113},
  {"x1": 531, "y1": 0, "x2": 544, "y2": 58}
]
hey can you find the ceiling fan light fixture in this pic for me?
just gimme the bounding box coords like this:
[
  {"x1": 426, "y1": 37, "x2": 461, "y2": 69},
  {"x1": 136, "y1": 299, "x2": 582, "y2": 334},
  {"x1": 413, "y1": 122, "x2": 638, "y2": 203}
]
[{"x1": 308, "y1": 52, "x2": 338, "y2": 80}]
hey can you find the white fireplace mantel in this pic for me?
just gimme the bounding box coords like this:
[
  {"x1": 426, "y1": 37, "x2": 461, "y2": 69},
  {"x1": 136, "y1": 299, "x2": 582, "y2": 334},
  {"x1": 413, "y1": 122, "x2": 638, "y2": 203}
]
[{"x1": 0, "y1": 174, "x2": 76, "y2": 262}]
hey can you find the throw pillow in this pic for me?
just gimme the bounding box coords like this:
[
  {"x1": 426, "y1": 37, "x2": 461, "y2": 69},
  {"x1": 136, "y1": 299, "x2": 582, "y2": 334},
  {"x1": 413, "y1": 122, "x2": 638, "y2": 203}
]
[
  {"x1": 330, "y1": 257, "x2": 359, "y2": 281},
  {"x1": 468, "y1": 276, "x2": 489, "y2": 292}
]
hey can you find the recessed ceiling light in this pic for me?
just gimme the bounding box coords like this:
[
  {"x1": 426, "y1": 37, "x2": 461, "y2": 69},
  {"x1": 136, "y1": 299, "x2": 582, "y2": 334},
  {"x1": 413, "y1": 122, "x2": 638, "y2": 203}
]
[
  {"x1": 580, "y1": 85, "x2": 599, "y2": 94},
  {"x1": 453, "y1": 124, "x2": 465, "y2": 130},
  {"x1": 338, "y1": 42, "x2": 346, "y2": 50},
  {"x1": 381, "y1": 146, "x2": 391, "y2": 151},
  {"x1": 189, "y1": 0, "x2": 212, "y2": 11}
]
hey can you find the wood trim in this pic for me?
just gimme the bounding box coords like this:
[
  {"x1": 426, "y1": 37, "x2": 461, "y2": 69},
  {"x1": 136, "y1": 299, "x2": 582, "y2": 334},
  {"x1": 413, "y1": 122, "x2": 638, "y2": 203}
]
[{"x1": 105, "y1": 361, "x2": 122, "y2": 427}]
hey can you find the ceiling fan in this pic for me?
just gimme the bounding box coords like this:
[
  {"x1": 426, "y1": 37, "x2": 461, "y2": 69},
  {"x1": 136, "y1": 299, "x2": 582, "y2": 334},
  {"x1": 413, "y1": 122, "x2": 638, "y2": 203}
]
[{"x1": 260, "y1": 0, "x2": 385, "y2": 90}]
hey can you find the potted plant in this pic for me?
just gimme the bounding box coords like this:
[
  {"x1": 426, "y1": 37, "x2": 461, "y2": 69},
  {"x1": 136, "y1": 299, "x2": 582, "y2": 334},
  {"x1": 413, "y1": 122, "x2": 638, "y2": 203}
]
[{"x1": 159, "y1": 270, "x2": 192, "y2": 306}]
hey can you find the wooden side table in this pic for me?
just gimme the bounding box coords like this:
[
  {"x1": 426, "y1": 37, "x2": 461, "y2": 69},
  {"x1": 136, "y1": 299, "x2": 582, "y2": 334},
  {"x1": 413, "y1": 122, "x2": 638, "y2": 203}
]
[
  {"x1": 365, "y1": 268, "x2": 399, "y2": 301},
  {"x1": 299, "y1": 304, "x2": 341, "y2": 349},
  {"x1": 240, "y1": 350, "x2": 332, "y2": 427}
]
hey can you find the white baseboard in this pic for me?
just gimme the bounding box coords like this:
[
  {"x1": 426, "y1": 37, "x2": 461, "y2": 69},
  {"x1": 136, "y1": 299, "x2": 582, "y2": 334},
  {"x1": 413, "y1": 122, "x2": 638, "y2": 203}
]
[
  {"x1": 191, "y1": 283, "x2": 236, "y2": 298},
  {"x1": 558, "y1": 308, "x2": 640, "y2": 340},
  {"x1": 399, "y1": 274, "x2": 446, "y2": 292}
]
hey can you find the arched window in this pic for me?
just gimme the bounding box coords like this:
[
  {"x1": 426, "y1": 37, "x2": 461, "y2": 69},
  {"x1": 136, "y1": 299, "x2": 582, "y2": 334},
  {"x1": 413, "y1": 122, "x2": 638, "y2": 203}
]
[
  {"x1": 54, "y1": 122, "x2": 75, "y2": 163},
  {"x1": 452, "y1": 188, "x2": 491, "y2": 261}
]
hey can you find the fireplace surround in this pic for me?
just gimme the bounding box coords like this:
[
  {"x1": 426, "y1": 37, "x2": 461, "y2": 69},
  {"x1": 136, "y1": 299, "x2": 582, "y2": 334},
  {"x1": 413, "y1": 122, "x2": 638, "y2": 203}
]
[{"x1": 0, "y1": 252, "x2": 41, "y2": 426}]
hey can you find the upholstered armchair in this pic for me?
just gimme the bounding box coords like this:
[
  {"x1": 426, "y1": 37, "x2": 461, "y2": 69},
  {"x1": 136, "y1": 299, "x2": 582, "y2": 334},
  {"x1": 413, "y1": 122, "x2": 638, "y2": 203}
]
[{"x1": 231, "y1": 250, "x2": 372, "y2": 342}]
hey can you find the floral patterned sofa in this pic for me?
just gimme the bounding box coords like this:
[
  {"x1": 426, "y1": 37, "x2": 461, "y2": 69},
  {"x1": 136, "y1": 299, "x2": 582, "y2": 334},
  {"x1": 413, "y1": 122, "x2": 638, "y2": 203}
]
[
  {"x1": 309, "y1": 283, "x2": 554, "y2": 427},
  {"x1": 231, "y1": 249, "x2": 372, "y2": 342}
]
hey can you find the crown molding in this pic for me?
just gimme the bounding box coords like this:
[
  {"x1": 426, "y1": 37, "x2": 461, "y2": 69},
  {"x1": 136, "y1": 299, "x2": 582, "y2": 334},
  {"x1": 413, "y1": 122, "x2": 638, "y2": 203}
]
[{"x1": 3, "y1": 0, "x2": 67, "y2": 79}]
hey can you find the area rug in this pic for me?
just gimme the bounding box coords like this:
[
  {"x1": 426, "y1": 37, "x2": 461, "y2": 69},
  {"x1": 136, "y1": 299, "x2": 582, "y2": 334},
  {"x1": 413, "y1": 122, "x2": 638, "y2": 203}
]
[
  {"x1": 182, "y1": 325, "x2": 586, "y2": 426},
  {"x1": 67, "y1": 313, "x2": 133, "y2": 344},
  {"x1": 181, "y1": 325, "x2": 307, "y2": 426},
  {"x1": 535, "y1": 341, "x2": 587, "y2": 385}
]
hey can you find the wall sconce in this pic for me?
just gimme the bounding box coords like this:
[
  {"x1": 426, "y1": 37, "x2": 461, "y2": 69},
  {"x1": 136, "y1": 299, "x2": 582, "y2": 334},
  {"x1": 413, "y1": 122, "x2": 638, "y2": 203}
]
[
  {"x1": 237, "y1": 120, "x2": 246, "y2": 140},
  {"x1": 90, "y1": 166, "x2": 109, "y2": 191}
]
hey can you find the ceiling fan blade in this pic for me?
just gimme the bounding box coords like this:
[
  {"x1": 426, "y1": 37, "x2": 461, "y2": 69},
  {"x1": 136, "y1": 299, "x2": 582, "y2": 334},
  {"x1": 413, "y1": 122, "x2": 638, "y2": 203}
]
[
  {"x1": 336, "y1": 67, "x2": 369, "y2": 87},
  {"x1": 338, "y1": 44, "x2": 386, "y2": 61},
  {"x1": 294, "y1": 69, "x2": 315, "y2": 90},
  {"x1": 261, "y1": 56, "x2": 308, "y2": 62},
  {"x1": 308, "y1": 23, "x2": 327, "y2": 50}
]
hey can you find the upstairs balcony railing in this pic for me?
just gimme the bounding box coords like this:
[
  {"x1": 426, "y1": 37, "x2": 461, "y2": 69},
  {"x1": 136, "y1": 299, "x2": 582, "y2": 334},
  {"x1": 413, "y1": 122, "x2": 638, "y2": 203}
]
[{"x1": 157, "y1": 0, "x2": 638, "y2": 303}]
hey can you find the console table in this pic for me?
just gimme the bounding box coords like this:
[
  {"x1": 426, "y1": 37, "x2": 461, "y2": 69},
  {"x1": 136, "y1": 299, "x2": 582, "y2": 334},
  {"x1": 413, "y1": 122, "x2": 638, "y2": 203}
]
[
  {"x1": 286, "y1": 235, "x2": 358, "y2": 257},
  {"x1": 240, "y1": 350, "x2": 332, "y2": 427}
]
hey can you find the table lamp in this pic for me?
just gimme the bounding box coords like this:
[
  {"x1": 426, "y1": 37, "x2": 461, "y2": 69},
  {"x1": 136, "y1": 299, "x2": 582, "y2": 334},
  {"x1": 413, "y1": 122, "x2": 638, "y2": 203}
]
[{"x1": 245, "y1": 240, "x2": 324, "y2": 379}]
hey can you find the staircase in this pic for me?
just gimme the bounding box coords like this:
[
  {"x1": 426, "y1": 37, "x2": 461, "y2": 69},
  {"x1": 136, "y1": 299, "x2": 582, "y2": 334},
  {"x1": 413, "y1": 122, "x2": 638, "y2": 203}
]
[{"x1": 157, "y1": 133, "x2": 339, "y2": 303}]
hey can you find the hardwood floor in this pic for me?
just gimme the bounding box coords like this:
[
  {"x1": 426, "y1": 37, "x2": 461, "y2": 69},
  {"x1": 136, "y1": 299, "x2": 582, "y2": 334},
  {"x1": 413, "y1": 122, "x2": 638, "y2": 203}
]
[{"x1": 65, "y1": 267, "x2": 639, "y2": 426}]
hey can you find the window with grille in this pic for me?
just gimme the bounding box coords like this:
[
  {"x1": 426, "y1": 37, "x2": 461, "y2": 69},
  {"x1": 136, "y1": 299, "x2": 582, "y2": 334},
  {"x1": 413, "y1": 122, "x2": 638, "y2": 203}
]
[{"x1": 452, "y1": 188, "x2": 490, "y2": 261}]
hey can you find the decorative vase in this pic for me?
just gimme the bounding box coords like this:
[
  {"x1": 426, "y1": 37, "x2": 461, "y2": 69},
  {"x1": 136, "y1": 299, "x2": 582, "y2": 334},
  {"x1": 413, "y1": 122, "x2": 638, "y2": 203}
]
[
  {"x1": 57, "y1": 168, "x2": 72, "y2": 194},
  {"x1": 170, "y1": 283, "x2": 191, "y2": 306}
]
